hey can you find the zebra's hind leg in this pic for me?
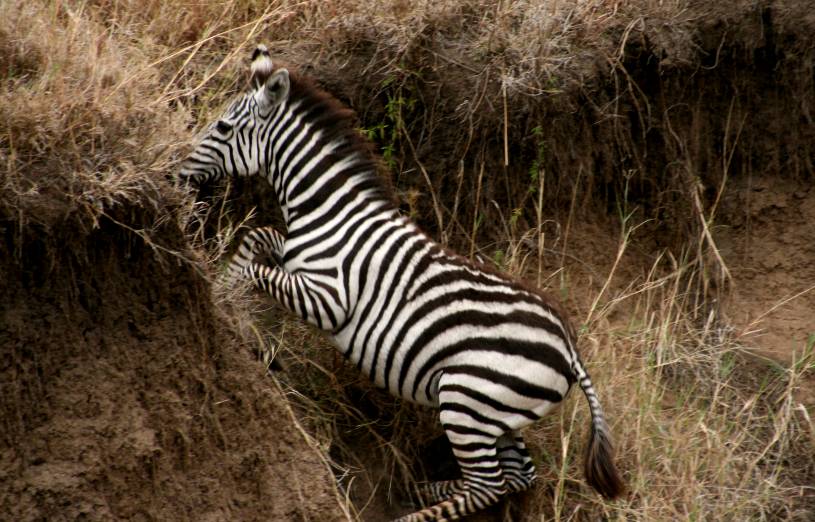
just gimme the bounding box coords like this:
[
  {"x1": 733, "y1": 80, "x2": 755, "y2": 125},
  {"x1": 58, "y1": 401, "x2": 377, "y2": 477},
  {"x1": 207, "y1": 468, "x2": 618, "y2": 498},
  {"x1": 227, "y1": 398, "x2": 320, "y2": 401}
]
[
  {"x1": 497, "y1": 431, "x2": 536, "y2": 493},
  {"x1": 413, "y1": 479, "x2": 465, "y2": 505},
  {"x1": 412, "y1": 432, "x2": 534, "y2": 507},
  {"x1": 221, "y1": 226, "x2": 285, "y2": 287},
  {"x1": 395, "y1": 450, "x2": 505, "y2": 521},
  {"x1": 394, "y1": 388, "x2": 508, "y2": 521}
]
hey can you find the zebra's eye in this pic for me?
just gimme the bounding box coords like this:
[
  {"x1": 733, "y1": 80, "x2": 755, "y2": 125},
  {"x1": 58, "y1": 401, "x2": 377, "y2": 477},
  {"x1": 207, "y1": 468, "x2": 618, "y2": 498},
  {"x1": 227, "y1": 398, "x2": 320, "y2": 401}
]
[{"x1": 215, "y1": 120, "x2": 233, "y2": 134}]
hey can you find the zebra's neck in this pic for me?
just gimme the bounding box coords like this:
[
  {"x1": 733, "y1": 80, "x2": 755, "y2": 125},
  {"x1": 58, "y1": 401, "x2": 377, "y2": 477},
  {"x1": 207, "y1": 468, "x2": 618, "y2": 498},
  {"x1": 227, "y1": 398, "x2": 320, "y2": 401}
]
[
  {"x1": 280, "y1": 158, "x2": 398, "y2": 237},
  {"x1": 264, "y1": 80, "x2": 397, "y2": 235}
]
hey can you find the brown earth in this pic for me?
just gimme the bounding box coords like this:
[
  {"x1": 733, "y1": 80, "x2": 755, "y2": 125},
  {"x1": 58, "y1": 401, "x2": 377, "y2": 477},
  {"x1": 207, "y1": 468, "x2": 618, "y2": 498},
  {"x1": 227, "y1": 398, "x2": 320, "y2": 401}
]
[
  {"x1": 0, "y1": 201, "x2": 348, "y2": 521},
  {"x1": 718, "y1": 176, "x2": 815, "y2": 404},
  {"x1": 718, "y1": 176, "x2": 814, "y2": 361}
]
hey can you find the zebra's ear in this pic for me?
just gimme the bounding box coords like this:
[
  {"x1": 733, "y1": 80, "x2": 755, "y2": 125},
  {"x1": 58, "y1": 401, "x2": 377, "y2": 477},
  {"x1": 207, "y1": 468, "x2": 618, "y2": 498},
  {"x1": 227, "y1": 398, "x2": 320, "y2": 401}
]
[
  {"x1": 257, "y1": 68, "x2": 290, "y2": 112},
  {"x1": 250, "y1": 44, "x2": 274, "y2": 88}
]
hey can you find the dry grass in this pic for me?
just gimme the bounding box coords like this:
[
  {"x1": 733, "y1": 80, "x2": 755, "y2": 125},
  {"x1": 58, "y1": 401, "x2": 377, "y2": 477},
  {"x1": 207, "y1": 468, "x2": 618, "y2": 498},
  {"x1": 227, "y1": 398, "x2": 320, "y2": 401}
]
[
  {"x1": 0, "y1": 0, "x2": 191, "y2": 248},
  {"x1": 539, "y1": 248, "x2": 815, "y2": 521},
  {"x1": 265, "y1": 203, "x2": 815, "y2": 521},
  {"x1": 3, "y1": 1, "x2": 814, "y2": 521}
]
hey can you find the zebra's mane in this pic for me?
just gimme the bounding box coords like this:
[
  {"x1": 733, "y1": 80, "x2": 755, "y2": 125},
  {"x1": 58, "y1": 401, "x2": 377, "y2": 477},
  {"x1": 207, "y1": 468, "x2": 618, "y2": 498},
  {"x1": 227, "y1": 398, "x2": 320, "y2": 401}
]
[{"x1": 276, "y1": 67, "x2": 398, "y2": 205}]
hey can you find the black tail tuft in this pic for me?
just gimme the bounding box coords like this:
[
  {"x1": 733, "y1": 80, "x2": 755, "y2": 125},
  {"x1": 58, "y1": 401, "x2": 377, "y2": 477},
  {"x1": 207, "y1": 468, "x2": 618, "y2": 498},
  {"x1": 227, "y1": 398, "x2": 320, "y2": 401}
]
[{"x1": 584, "y1": 421, "x2": 625, "y2": 499}]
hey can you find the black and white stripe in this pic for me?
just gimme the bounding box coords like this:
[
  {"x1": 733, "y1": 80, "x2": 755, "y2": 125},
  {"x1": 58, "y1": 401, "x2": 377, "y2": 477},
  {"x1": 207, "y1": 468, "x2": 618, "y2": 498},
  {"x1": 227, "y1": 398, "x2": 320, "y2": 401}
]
[{"x1": 179, "y1": 44, "x2": 624, "y2": 521}]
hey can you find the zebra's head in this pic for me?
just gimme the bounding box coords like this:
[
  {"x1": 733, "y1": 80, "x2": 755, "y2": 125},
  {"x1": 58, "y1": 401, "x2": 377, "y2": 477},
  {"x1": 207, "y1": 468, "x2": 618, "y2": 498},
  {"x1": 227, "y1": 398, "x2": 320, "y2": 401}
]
[{"x1": 178, "y1": 45, "x2": 290, "y2": 186}]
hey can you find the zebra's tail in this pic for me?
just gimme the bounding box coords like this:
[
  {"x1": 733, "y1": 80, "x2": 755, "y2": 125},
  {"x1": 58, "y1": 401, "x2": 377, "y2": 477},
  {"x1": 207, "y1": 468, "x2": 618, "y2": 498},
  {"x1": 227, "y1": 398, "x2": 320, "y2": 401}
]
[{"x1": 574, "y1": 357, "x2": 625, "y2": 499}]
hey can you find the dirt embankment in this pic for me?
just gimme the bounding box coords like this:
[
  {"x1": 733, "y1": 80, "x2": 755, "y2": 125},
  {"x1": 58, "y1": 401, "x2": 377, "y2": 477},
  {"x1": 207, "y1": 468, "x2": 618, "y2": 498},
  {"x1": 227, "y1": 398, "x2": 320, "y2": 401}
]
[
  {"x1": 719, "y1": 176, "x2": 815, "y2": 371},
  {"x1": 1, "y1": 2, "x2": 350, "y2": 518},
  {"x1": 312, "y1": 1, "x2": 815, "y2": 367},
  {"x1": 0, "y1": 186, "x2": 348, "y2": 520}
]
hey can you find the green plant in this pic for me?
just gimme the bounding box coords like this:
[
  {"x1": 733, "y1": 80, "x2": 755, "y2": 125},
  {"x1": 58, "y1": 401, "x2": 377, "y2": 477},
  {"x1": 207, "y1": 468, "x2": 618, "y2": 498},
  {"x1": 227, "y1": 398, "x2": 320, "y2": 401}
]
[{"x1": 362, "y1": 71, "x2": 419, "y2": 171}]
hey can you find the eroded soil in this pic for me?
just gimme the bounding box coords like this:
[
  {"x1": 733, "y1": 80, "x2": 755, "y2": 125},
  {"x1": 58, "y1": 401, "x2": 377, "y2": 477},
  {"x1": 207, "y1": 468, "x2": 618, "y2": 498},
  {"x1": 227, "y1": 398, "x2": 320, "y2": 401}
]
[
  {"x1": 718, "y1": 176, "x2": 815, "y2": 403},
  {"x1": 0, "y1": 215, "x2": 347, "y2": 521}
]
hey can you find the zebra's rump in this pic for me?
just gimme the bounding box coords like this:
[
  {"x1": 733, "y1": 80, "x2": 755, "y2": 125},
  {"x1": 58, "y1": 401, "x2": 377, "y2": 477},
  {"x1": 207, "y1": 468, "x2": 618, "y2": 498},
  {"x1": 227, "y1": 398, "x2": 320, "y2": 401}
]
[{"x1": 394, "y1": 302, "x2": 576, "y2": 409}]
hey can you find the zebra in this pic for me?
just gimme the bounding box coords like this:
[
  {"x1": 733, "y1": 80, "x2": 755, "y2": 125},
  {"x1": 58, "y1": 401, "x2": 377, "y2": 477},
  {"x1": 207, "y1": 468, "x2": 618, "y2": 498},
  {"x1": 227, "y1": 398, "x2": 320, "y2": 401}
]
[{"x1": 179, "y1": 45, "x2": 624, "y2": 521}]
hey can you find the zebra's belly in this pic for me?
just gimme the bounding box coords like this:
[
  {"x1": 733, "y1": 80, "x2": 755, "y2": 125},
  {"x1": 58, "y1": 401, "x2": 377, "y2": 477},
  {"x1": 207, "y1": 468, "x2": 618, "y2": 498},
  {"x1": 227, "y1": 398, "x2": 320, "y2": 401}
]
[{"x1": 327, "y1": 242, "x2": 578, "y2": 412}]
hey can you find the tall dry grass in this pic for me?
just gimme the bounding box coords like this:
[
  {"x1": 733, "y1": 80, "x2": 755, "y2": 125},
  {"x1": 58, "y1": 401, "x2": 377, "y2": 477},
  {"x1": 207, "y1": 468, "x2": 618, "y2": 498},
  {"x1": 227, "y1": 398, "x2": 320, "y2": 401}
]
[{"x1": 3, "y1": 1, "x2": 813, "y2": 521}]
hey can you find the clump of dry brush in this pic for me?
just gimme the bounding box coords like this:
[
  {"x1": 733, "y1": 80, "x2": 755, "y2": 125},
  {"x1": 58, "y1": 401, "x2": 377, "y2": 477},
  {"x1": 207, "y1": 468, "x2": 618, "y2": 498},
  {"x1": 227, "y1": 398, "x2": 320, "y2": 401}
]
[{"x1": 0, "y1": 0, "x2": 191, "y2": 246}]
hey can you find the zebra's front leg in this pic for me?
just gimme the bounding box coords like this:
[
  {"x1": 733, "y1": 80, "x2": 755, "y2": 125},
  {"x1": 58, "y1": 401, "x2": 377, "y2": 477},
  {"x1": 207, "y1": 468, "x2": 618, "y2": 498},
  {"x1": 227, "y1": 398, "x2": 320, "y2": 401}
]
[
  {"x1": 221, "y1": 226, "x2": 285, "y2": 287},
  {"x1": 243, "y1": 261, "x2": 344, "y2": 332}
]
